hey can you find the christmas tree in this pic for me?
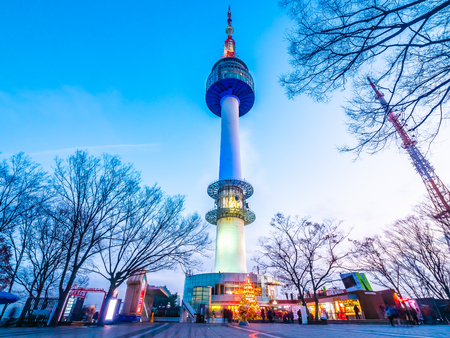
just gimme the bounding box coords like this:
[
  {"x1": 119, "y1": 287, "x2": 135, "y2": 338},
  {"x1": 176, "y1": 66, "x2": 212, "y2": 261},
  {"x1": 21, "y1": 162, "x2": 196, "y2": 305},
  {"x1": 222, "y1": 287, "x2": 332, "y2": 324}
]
[{"x1": 238, "y1": 277, "x2": 260, "y2": 323}]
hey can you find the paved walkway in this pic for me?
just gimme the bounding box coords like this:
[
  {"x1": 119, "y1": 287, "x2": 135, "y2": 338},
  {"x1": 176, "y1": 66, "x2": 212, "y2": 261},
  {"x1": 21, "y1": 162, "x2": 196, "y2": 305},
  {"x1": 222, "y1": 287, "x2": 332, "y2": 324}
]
[{"x1": 0, "y1": 323, "x2": 449, "y2": 337}]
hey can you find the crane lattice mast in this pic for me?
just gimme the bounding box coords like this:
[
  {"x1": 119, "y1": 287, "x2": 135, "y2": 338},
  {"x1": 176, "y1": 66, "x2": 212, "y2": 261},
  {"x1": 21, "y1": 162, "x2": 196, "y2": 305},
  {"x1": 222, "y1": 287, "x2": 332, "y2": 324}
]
[{"x1": 367, "y1": 76, "x2": 450, "y2": 218}]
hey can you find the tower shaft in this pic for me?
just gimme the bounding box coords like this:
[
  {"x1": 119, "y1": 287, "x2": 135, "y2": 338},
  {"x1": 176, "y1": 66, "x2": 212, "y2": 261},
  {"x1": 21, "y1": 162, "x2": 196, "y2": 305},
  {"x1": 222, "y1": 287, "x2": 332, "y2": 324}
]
[
  {"x1": 219, "y1": 95, "x2": 242, "y2": 180},
  {"x1": 367, "y1": 77, "x2": 450, "y2": 217},
  {"x1": 215, "y1": 95, "x2": 246, "y2": 272}
]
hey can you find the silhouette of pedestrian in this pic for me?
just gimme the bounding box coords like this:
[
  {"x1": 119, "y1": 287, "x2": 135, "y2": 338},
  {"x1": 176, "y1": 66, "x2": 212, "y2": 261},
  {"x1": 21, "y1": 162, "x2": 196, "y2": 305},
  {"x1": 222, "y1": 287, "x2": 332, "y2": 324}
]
[
  {"x1": 267, "y1": 309, "x2": 273, "y2": 323},
  {"x1": 386, "y1": 306, "x2": 397, "y2": 326},
  {"x1": 354, "y1": 305, "x2": 360, "y2": 319},
  {"x1": 93, "y1": 311, "x2": 99, "y2": 323}
]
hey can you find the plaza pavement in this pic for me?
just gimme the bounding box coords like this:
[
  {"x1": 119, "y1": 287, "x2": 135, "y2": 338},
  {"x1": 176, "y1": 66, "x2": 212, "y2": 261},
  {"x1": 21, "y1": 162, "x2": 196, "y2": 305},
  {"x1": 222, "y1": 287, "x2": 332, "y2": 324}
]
[{"x1": 0, "y1": 322, "x2": 449, "y2": 338}]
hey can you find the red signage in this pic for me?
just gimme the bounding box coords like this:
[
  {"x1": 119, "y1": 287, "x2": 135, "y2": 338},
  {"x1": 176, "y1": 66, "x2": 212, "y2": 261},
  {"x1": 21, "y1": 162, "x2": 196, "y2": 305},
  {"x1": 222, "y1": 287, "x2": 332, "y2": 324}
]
[
  {"x1": 136, "y1": 276, "x2": 147, "y2": 315},
  {"x1": 69, "y1": 290, "x2": 88, "y2": 298},
  {"x1": 69, "y1": 287, "x2": 106, "y2": 299}
]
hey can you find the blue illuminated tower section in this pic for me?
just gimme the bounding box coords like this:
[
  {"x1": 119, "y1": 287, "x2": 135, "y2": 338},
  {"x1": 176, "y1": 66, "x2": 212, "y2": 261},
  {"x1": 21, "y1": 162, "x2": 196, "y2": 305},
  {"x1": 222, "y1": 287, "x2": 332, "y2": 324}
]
[{"x1": 205, "y1": 7, "x2": 255, "y2": 273}]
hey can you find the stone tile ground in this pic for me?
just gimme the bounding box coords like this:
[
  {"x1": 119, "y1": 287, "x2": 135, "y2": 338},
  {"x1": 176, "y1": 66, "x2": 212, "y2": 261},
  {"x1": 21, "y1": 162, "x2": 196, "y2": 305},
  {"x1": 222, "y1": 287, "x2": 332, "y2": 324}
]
[{"x1": 0, "y1": 323, "x2": 449, "y2": 337}]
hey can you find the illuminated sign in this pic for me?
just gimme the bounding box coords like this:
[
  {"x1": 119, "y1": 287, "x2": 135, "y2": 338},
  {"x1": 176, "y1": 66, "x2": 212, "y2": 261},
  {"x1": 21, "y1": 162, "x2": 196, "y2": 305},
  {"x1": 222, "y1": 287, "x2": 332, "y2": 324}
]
[
  {"x1": 137, "y1": 275, "x2": 147, "y2": 315},
  {"x1": 340, "y1": 272, "x2": 373, "y2": 292},
  {"x1": 69, "y1": 290, "x2": 87, "y2": 298},
  {"x1": 105, "y1": 299, "x2": 118, "y2": 321},
  {"x1": 64, "y1": 296, "x2": 75, "y2": 316}
]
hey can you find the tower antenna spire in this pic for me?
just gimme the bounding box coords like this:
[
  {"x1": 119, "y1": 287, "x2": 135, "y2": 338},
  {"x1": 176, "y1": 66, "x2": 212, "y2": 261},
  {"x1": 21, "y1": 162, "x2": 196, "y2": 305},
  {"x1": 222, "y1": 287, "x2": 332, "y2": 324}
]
[
  {"x1": 367, "y1": 76, "x2": 450, "y2": 219},
  {"x1": 224, "y1": 5, "x2": 235, "y2": 58}
]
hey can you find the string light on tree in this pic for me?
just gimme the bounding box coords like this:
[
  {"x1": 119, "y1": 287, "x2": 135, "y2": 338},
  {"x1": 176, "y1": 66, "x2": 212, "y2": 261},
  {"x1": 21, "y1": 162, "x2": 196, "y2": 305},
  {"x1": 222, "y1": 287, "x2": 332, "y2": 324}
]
[{"x1": 238, "y1": 277, "x2": 260, "y2": 325}]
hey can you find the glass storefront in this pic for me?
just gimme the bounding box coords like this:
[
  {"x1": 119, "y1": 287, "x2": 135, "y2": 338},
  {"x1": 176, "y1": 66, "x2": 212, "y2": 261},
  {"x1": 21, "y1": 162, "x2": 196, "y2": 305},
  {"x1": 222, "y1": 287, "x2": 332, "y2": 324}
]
[
  {"x1": 183, "y1": 272, "x2": 276, "y2": 308},
  {"x1": 192, "y1": 286, "x2": 211, "y2": 311},
  {"x1": 308, "y1": 299, "x2": 362, "y2": 320}
]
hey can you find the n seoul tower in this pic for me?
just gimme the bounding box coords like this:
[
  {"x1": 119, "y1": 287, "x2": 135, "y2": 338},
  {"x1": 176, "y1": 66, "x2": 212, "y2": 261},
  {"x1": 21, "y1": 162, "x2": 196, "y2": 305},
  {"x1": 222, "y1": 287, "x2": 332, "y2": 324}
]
[{"x1": 205, "y1": 6, "x2": 255, "y2": 273}]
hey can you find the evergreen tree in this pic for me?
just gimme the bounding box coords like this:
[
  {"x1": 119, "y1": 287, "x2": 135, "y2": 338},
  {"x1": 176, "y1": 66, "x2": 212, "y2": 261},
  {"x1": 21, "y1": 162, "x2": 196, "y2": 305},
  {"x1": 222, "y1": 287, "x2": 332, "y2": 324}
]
[{"x1": 239, "y1": 277, "x2": 260, "y2": 322}]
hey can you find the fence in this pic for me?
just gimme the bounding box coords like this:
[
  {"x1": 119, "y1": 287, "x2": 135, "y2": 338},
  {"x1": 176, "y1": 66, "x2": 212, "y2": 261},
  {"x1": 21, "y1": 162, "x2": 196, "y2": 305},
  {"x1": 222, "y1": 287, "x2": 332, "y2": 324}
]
[{"x1": 16, "y1": 297, "x2": 58, "y2": 327}]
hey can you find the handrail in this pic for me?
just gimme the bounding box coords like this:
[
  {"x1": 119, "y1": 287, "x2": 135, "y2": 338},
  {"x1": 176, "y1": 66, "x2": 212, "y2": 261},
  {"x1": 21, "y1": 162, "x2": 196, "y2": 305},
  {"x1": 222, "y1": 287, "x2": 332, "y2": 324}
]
[{"x1": 182, "y1": 300, "x2": 196, "y2": 319}]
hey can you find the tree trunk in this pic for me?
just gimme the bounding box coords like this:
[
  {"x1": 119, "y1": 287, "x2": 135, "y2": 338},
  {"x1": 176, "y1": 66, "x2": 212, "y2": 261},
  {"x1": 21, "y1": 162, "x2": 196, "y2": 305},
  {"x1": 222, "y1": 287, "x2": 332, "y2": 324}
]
[
  {"x1": 300, "y1": 295, "x2": 310, "y2": 317},
  {"x1": 47, "y1": 289, "x2": 70, "y2": 327},
  {"x1": 97, "y1": 285, "x2": 116, "y2": 326},
  {"x1": 314, "y1": 292, "x2": 319, "y2": 321},
  {"x1": 36, "y1": 285, "x2": 44, "y2": 299}
]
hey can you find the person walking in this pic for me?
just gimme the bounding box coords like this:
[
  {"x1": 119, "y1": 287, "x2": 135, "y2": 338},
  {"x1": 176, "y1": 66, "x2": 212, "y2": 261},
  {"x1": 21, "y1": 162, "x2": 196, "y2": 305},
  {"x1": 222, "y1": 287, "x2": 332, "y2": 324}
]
[
  {"x1": 261, "y1": 308, "x2": 266, "y2": 323},
  {"x1": 397, "y1": 306, "x2": 406, "y2": 326},
  {"x1": 267, "y1": 309, "x2": 273, "y2": 323},
  {"x1": 92, "y1": 311, "x2": 99, "y2": 323},
  {"x1": 354, "y1": 304, "x2": 361, "y2": 320},
  {"x1": 386, "y1": 306, "x2": 396, "y2": 326},
  {"x1": 297, "y1": 309, "x2": 302, "y2": 324},
  {"x1": 410, "y1": 308, "x2": 419, "y2": 325},
  {"x1": 379, "y1": 305, "x2": 386, "y2": 319}
]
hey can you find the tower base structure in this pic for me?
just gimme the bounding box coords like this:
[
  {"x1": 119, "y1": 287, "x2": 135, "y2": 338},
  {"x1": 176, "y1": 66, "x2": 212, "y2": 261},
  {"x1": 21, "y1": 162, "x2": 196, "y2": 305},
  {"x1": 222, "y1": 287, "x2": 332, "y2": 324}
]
[{"x1": 183, "y1": 272, "x2": 278, "y2": 322}]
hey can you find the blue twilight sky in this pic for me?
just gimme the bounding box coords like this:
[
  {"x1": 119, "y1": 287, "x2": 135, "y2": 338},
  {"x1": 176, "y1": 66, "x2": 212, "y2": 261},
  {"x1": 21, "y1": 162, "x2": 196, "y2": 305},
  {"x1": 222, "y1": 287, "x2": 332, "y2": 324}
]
[{"x1": 1, "y1": 1, "x2": 450, "y2": 299}]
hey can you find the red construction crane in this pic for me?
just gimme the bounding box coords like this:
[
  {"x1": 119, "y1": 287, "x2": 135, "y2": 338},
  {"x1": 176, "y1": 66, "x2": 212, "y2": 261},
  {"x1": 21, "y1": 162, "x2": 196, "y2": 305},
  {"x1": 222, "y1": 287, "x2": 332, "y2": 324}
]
[{"x1": 367, "y1": 76, "x2": 450, "y2": 218}]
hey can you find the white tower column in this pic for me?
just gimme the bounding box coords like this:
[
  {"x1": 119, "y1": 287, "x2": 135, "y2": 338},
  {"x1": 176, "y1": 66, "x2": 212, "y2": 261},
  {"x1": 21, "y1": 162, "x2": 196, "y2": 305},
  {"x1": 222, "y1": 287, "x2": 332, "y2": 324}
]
[
  {"x1": 219, "y1": 95, "x2": 242, "y2": 180},
  {"x1": 215, "y1": 216, "x2": 246, "y2": 273},
  {"x1": 214, "y1": 94, "x2": 246, "y2": 273}
]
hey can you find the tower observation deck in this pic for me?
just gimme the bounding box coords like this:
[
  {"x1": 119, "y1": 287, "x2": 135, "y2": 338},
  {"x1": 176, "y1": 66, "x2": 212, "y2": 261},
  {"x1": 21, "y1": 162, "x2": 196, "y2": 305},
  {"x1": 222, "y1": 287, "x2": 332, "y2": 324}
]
[{"x1": 205, "y1": 6, "x2": 255, "y2": 273}]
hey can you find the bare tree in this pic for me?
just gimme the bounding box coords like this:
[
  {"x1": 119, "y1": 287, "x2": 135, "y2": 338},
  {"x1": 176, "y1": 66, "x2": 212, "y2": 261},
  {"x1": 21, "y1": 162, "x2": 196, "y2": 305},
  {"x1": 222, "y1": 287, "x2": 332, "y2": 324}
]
[
  {"x1": 255, "y1": 214, "x2": 350, "y2": 320},
  {"x1": 279, "y1": 0, "x2": 450, "y2": 154},
  {"x1": 0, "y1": 207, "x2": 40, "y2": 321},
  {"x1": 350, "y1": 236, "x2": 406, "y2": 297},
  {"x1": 388, "y1": 215, "x2": 450, "y2": 299},
  {"x1": 253, "y1": 214, "x2": 310, "y2": 309},
  {"x1": 15, "y1": 211, "x2": 64, "y2": 299},
  {"x1": 0, "y1": 237, "x2": 11, "y2": 291},
  {"x1": 0, "y1": 153, "x2": 47, "y2": 234},
  {"x1": 352, "y1": 211, "x2": 450, "y2": 299},
  {"x1": 4, "y1": 208, "x2": 36, "y2": 295},
  {"x1": 415, "y1": 201, "x2": 450, "y2": 250},
  {"x1": 47, "y1": 150, "x2": 142, "y2": 327},
  {"x1": 91, "y1": 189, "x2": 211, "y2": 325}
]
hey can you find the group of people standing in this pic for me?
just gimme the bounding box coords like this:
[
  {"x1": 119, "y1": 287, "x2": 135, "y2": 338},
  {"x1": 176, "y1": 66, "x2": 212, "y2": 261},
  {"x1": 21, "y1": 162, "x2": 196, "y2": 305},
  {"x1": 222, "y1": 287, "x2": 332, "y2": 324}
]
[
  {"x1": 260, "y1": 308, "x2": 275, "y2": 323},
  {"x1": 260, "y1": 308, "x2": 300, "y2": 324},
  {"x1": 385, "y1": 305, "x2": 420, "y2": 326},
  {"x1": 282, "y1": 310, "x2": 295, "y2": 323}
]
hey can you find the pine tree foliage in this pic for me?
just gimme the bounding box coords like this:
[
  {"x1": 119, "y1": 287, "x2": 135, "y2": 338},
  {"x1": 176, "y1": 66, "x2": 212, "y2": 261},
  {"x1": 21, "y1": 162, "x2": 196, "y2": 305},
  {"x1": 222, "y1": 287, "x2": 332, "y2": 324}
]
[{"x1": 238, "y1": 277, "x2": 260, "y2": 322}]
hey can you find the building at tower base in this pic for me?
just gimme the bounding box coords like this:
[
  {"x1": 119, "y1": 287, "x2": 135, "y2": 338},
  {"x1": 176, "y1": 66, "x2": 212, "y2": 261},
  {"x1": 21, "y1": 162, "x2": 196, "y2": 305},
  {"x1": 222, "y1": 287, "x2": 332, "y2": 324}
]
[{"x1": 183, "y1": 272, "x2": 278, "y2": 322}]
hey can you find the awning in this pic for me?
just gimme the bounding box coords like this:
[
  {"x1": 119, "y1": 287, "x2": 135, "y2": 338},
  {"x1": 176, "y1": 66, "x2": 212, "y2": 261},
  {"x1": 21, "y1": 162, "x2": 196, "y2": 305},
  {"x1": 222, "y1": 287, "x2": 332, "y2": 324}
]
[{"x1": 0, "y1": 292, "x2": 20, "y2": 305}]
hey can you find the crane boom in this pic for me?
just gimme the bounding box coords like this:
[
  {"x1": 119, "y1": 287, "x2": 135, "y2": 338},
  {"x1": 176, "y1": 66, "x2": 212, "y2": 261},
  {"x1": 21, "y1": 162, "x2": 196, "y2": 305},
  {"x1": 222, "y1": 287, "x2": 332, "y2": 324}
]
[{"x1": 367, "y1": 76, "x2": 450, "y2": 218}]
